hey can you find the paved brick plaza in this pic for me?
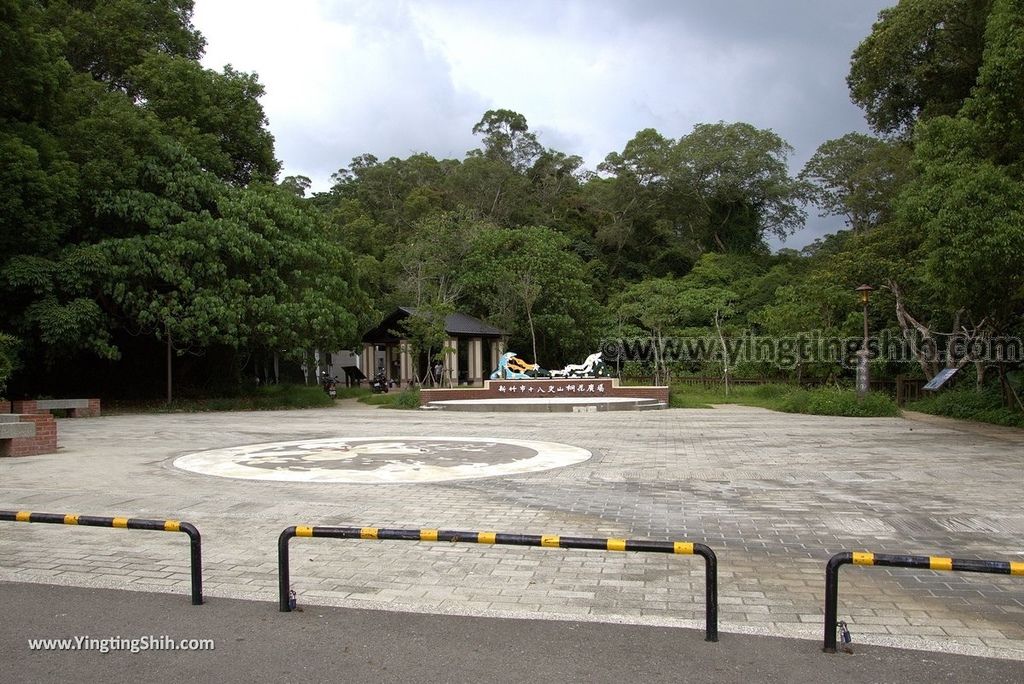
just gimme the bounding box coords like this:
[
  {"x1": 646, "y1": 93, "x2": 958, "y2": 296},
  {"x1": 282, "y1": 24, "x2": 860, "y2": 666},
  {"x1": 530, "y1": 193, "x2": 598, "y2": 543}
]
[{"x1": 1, "y1": 403, "x2": 1022, "y2": 660}]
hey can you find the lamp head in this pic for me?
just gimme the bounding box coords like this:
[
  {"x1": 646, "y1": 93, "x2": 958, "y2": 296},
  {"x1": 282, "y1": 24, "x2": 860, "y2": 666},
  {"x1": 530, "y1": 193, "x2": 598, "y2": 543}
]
[{"x1": 856, "y1": 284, "x2": 874, "y2": 305}]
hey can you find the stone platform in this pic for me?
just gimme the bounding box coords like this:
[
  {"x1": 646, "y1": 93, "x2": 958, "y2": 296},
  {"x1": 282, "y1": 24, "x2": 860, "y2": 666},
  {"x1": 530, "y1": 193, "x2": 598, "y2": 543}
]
[
  {"x1": 427, "y1": 397, "x2": 666, "y2": 412},
  {"x1": 420, "y1": 378, "x2": 669, "y2": 412}
]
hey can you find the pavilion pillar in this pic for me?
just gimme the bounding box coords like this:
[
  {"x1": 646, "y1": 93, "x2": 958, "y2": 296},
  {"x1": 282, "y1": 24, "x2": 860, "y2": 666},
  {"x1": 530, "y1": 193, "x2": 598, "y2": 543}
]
[
  {"x1": 469, "y1": 337, "x2": 483, "y2": 386},
  {"x1": 444, "y1": 338, "x2": 459, "y2": 386},
  {"x1": 361, "y1": 343, "x2": 374, "y2": 384},
  {"x1": 489, "y1": 339, "x2": 500, "y2": 377},
  {"x1": 400, "y1": 339, "x2": 416, "y2": 386}
]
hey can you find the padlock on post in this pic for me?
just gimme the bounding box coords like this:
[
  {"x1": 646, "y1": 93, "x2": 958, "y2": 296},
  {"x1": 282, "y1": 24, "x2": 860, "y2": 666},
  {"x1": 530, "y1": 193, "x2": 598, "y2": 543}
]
[{"x1": 838, "y1": 620, "x2": 853, "y2": 653}]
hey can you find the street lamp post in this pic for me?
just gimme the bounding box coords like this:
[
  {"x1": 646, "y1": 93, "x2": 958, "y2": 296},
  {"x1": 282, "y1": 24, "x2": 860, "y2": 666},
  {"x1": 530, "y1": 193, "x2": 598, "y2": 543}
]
[{"x1": 855, "y1": 284, "x2": 874, "y2": 397}]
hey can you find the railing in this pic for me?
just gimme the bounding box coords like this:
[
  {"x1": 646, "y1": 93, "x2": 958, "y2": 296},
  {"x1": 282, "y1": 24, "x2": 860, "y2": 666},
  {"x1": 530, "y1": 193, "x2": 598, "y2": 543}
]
[
  {"x1": 823, "y1": 550, "x2": 1023, "y2": 652},
  {"x1": 279, "y1": 525, "x2": 719, "y2": 642},
  {"x1": 0, "y1": 510, "x2": 203, "y2": 605}
]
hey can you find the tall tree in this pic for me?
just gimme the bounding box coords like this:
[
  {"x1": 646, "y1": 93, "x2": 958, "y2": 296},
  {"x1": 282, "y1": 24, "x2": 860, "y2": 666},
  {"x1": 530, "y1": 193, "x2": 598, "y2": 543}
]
[
  {"x1": 675, "y1": 122, "x2": 807, "y2": 252},
  {"x1": 128, "y1": 54, "x2": 279, "y2": 185},
  {"x1": 42, "y1": 0, "x2": 205, "y2": 91},
  {"x1": 848, "y1": 0, "x2": 993, "y2": 137},
  {"x1": 469, "y1": 109, "x2": 543, "y2": 172},
  {"x1": 799, "y1": 133, "x2": 914, "y2": 232},
  {"x1": 460, "y1": 226, "x2": 600, "y2": 366}
]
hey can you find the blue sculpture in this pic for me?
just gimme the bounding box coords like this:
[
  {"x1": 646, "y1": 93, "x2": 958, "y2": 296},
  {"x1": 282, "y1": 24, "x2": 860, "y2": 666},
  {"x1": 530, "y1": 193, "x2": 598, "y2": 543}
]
[{"x1": 490, "y1": 352, "x2": 543, "y2": 379}]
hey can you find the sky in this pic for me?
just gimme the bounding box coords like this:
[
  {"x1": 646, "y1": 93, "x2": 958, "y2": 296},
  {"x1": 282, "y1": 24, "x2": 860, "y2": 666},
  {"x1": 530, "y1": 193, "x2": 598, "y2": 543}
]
[{"x1": 191, "y1": 0, "x2": 894, "y2": 248}]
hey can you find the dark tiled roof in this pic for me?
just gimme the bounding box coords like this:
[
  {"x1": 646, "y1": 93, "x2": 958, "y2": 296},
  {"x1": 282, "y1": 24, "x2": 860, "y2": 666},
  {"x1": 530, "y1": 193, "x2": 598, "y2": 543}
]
[{"x1": 363, "y1": 307, "x2": 506, "y2": 342}]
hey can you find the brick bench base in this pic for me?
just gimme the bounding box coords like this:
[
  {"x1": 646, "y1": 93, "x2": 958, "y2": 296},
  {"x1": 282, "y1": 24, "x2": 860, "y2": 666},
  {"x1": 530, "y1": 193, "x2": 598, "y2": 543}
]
[
  {"x1": 0, "y1": 413, "x2": 57, "y2": 457},
  {"x1": 12, "y1": 398, "x2": 101, "y2": 418}
]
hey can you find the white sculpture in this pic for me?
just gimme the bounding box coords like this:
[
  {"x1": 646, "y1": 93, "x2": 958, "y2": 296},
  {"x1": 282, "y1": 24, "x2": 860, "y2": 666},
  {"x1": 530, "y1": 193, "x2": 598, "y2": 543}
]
[{"x1": 549, "y1": 352, "x2": 605, "y2": 378}]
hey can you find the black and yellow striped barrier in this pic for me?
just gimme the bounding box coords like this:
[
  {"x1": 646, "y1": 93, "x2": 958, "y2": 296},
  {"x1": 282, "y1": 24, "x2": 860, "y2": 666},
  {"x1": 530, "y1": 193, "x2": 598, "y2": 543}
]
[
  {"x1": 279, "y1": 525, "x2": 719, "y2": 642},
  {"x1": 0, "y1": 510, "x2": 203, "y2": 605},
  {"x1": 824, "y1": 550, "x2": 1023, "y2": 652}
]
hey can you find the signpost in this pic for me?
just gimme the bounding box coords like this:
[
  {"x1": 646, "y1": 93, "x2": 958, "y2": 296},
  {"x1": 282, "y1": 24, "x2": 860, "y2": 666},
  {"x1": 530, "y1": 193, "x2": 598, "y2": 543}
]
[{"x1": 923, "y1": 367, "x2": 959, "y2": 391}]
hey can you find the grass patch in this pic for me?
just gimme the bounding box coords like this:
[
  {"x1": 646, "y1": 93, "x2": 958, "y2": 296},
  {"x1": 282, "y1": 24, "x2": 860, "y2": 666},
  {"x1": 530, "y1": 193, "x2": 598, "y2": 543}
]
[
  {"x1": 907, "y1": 388, "x2": 1024, "y2": 428},
  {"x1": 358, "y1": 387, "x2": 421, "y2": 409},
  {"x1": 334, "y1": 386, "x2": 371, "y2": 400},
  {"x1": 669, "y1": 383, "x2": 901, "y2": 417}
]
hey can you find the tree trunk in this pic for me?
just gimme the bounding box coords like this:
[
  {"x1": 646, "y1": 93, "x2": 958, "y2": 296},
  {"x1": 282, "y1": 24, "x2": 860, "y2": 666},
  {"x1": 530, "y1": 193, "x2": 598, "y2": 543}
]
[
  {"x1": 999, "y1": 363, "x2": 1024, "y2": 411},
  {"x1": 527, "y1": 306, "x2": 538, "y2": 366},
  {"x1": 715, "y1": 309, "x2": 730, "y2": 397},
  {"x1": 166, "y1": 324, "x2": 173, "y2": 405}
]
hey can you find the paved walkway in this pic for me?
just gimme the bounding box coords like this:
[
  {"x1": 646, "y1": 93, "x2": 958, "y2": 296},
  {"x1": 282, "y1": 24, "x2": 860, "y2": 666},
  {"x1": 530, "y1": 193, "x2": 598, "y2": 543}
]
[{"x1": 1, "y1": 405, "x2": 1022, "y2": 662}]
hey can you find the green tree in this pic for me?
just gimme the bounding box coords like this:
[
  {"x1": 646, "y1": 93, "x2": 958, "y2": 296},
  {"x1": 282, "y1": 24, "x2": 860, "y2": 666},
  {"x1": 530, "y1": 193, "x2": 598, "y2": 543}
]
[
  {"x1": 41, "y1": 0, "x2": 205, "y2": 91},
  {"x1": 0, "y1": 0, "x2": 368, "y2": 399},
  {"x1": 460, "y1": 226, "x2": 599, "y2": 366},
  {"x1": 591, "y1": 123, "x2": 806, "y2": 269},
  {"x1": 675, "y1": 122, "x2": 807, "y2": 252},
  {"x1": 848, "y1": 0, "x2": 993, "y2": 137},
  {"x1": 799, "y1": 133, "x2": 914, "y2": 232},
  {"x1": 469, "y1": 109, "x2": 543, "y2": 172},
  {"x1": 128, "y1": 54, "x2": 279, "y2": 185},
  {"x1": 881, "y1": 0, "x2": 1024, "y2": 398}
]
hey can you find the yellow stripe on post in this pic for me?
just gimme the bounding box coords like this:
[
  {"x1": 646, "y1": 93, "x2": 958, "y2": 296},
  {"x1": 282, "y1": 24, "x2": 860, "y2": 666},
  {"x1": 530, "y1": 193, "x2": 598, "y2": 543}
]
[
  {"x1": 1011, "y1": 562, "x2": 1024, "y2": 576},
  {"x1": 930, "y1": 556, "x2": 953, "y2": 572},
  {"x1": 674, "y1": 542, "x2": 694, "y2": 555},
  {"x1": 163, "y1": 520, "x2": 180, "y2": 532},
  {"x1": 420, "y1": 529, "x2": 438, "y2": 542},
  {"x1": 112, "y1": 517, "x2": 129, "y2": 528},
  {"x1": 607, "y1": 539, "x2": 627, "y2": 552},
  {"x1": 852, "y1": 551, "x2": 875, "y2": 566},
  {"x1": 15, "y1": 511, "x2": 30, "y2": 522},
  {"x1": 360, "y1": 527, "x2": 378, "y2": 540},
  {"x1": 541, "y1": 535, "x2": 560, "y2": 548},
  {"x1": 296, "y1": 526, "x2": 313, "y2": 537},
  {"x1": 478, "y1": 532, "x2": 496, "y2": 545},
  {"x1": 64, "y1": 514, "x2": 79, "y2": 525}
]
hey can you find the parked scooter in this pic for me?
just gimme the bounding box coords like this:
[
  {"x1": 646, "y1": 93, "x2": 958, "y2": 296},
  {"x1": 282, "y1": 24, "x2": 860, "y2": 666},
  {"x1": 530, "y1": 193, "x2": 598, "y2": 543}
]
[
  {"x1": 320, "y1": 371, "x2": 338, "y2": 398},
  {"x1": 371, "y1": 370, "x2": 389, "y2": 394}
]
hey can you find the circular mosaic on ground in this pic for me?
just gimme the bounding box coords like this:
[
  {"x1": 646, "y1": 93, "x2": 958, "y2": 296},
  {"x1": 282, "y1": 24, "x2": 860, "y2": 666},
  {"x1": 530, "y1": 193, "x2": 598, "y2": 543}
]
[{"x1": 173, "y1": 436, "x2": 592, "y2": 484}]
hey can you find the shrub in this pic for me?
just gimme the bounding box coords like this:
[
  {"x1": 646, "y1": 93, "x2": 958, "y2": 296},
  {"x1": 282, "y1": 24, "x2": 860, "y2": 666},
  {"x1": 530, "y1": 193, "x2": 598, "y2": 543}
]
[
  {"x1": 780, "y1": 387, "x2": 900, "y2": 417},
  {"x1": 908, "y1": 387, "x2": 1024, "y2": 428},
  {"x1": 392, "y1": 388, "x2": 421, "y2": 409},
  {"x1": 359, "y1": 387, "x2": 421, "y2": 409},
  {"x1": 669, "y1": 382, "x2": 900, "y2": 416}
]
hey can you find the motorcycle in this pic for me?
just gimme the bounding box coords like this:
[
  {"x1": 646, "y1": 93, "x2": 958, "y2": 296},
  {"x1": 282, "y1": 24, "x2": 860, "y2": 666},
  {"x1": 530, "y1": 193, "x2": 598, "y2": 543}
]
[
  {"x1": 371, "y1": 370, "x2": 389, "y2": 394},
  {"x1": 320, "y1": 371, "x2": 338, "y2": 398}
]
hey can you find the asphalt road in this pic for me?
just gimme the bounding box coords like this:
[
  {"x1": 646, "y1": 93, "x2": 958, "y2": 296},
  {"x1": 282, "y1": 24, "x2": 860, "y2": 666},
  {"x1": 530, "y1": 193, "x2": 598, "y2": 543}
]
[{"x1": 2, "y1": 581, "x2": 1020, "y2": 683}]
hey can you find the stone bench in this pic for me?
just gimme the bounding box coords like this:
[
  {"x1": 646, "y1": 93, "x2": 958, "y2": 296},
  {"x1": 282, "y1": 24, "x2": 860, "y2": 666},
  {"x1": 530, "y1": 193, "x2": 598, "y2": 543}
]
[
  {"x1": 0, "y1": 414, "x2": 51, "y2": 457},
  {"x1": 13, "y1": 398, "x2": 101, "y2": 418},
  {"x1": 0, "y1": 418, "x2": 36, "y2": 439}
]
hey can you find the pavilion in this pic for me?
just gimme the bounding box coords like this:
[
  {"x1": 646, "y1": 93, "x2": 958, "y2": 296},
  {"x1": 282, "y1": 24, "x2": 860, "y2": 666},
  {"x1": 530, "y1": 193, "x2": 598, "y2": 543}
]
[{"x1": 360, "y1": 307, "x2": 508, "y2": 387}]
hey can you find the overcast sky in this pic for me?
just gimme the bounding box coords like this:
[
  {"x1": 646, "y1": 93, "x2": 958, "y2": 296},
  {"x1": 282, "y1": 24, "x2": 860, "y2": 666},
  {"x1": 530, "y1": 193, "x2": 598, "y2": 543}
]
[{"x1": 192, "y1": 0, "x2": 894, "y2": 248}]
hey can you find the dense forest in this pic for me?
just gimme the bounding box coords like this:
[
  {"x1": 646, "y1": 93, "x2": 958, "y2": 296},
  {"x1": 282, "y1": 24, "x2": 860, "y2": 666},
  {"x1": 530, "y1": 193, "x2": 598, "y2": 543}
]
[{"x1": 1, "y1": 0, "x2": 1021, "y2": 413}]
